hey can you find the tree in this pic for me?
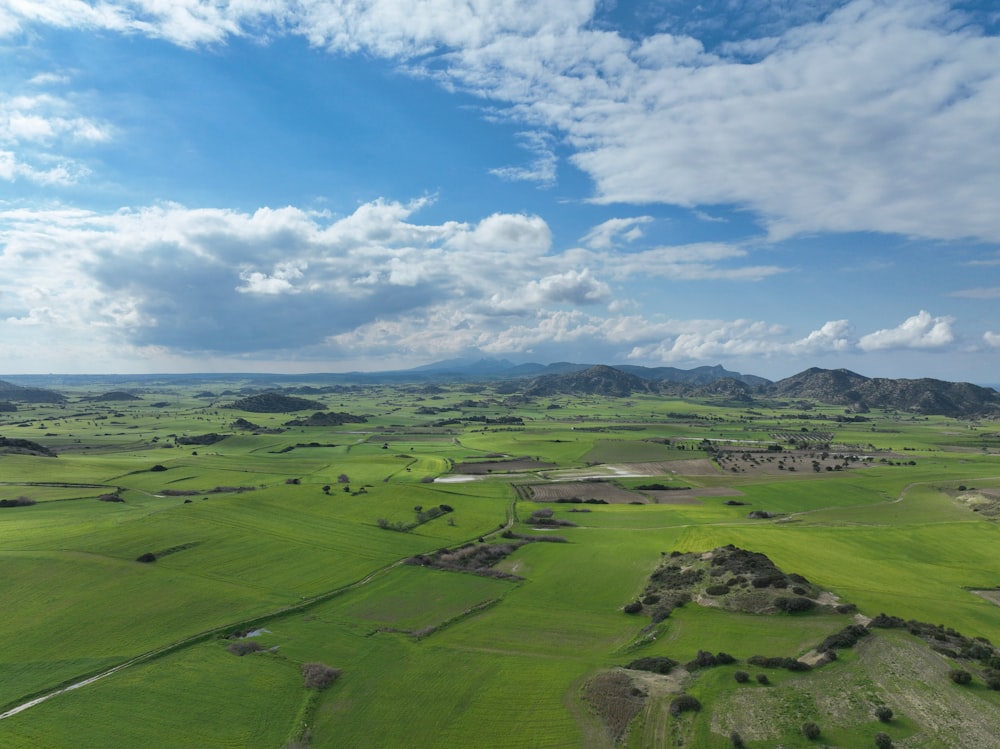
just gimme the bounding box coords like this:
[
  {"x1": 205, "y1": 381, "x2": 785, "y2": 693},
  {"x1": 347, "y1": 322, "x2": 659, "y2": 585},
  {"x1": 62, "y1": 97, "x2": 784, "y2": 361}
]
[
  {"x1": 875, "y1": 706, "x2": 893, "y2": 722},
  {"x1": 802, "y1": 722, "x2": 821, "y2": 739},
  {"x1": 874, "y1": 732, "x2": 893, "y2": 749},
  {"x1": 301, "y1": 662, "x2": 341, "y2": 689},
  {"x1": 949, "y1": 669, "x2": 972, "y2": 685}
]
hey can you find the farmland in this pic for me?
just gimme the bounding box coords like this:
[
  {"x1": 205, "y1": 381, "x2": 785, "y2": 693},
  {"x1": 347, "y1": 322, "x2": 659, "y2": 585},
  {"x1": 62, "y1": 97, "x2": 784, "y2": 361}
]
[{"x1": 0, "y1": 377, "x2": 999, "y2": 747}]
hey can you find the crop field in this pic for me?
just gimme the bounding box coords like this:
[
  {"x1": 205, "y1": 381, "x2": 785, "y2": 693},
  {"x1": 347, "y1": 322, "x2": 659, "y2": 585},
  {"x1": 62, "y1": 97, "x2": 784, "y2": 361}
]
[{"x1": 0, "y1": 378, "x2": 999, "y2": 747}]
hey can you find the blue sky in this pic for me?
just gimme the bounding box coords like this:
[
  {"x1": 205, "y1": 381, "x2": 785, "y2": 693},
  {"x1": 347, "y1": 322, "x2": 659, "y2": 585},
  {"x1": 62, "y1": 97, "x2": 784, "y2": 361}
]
[{"x1": 0, "y1": 1, "x2": 998, "y2": 383}]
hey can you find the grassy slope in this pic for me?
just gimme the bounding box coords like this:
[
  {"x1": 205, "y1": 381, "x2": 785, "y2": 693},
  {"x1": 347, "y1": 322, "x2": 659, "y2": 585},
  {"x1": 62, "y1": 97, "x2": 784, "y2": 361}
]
[{"x1": 0, "y1": 386, "x2": 999, "y2": 747}]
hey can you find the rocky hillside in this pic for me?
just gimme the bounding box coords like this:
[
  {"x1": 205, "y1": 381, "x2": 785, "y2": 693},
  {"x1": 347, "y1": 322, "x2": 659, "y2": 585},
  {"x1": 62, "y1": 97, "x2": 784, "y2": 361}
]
[
  {"x1": 522, "y1": 365, "x2": 659, "y2": 397},
  {"x1": 767, "y1": 368, "x2": 1000, "y2": 417},
  {"x1": 506, "y1": 365, "x2": 1000, "y2": 417}
]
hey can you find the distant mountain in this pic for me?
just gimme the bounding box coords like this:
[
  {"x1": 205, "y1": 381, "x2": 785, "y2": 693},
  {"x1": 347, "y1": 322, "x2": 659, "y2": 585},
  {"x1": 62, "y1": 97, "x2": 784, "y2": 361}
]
[
  {"x1": 0, "y1": 379, "x2": 65, "y2": 403},
  {"x1": 766, "y1": 367, "x2": 1000, "y2": 417},
  {"x1": 616, "y1": 363, "x2": 769, "y2": 387},
  {"x1": 522, "y1": 365, "x2": 659, "y2": 397}
]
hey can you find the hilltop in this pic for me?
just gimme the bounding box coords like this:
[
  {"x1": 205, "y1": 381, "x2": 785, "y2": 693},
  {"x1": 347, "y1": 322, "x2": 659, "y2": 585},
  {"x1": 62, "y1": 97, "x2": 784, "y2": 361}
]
[{"x1": 501, "y1": 365, "x2": 1000, "y2": 418}]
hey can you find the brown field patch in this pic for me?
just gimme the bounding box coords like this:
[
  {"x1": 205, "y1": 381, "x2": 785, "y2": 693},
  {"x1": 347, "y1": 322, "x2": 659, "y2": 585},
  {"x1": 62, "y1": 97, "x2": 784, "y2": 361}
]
[
  {"x1": 648, "y1": 458, "x2": 720, "y2": 476},
  {"x1": 527, "y1": 482, "x2": 647, "y2": 504},
  {"x1": 452, "y1": 457, "x2": 555, "y2": 474}
]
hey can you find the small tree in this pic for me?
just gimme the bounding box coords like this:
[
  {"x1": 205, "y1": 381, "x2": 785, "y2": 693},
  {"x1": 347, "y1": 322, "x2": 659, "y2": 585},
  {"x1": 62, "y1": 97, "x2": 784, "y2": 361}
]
[
  {"x1": 668, "y1": 694, "x2": 701, "y2": 716},
  {"x1": 734, "y1": 670, "x2": 750, "y2": 683},
  {"x1": 875, "y1": 706, "x2": 893, "y2": 722},
  {"x1": 874, "y1": 732, "x2": 893, "y2": 749},
  {"x1": 802, "y1": 721, "x2": 821, "y2": 739},
  {"x1": 949, "y1": 669, "x2": 972, "y2": 685},
  {"x1": 756, "y1": 673, "x2": 769, "y2": 685},
  {"x1": 729, "y1": 731, "x2": 745, "y2": 748},
  {"x1": 301, "y1": 662, "x2": 341, "y2": 689}
]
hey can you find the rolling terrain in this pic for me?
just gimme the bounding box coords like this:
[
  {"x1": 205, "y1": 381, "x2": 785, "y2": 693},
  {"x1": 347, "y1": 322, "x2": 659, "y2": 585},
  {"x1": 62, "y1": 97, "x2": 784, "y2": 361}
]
[{"x1": 0, "y1": 368, "x2": 998, "y2": 747}]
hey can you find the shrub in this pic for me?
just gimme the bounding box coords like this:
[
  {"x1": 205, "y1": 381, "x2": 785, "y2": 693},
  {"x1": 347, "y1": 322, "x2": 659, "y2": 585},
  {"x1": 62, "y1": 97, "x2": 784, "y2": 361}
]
[
  {"x1": 949, "y1": 669, "x2": 972, "y2": 685},
  {"x1": 0, "y1": 496, "x2": 37, "y2": 507},
  {"x1": 756, "y1": 673, "x2": 769, "y2": 685},
  {"x1": 875, "y1": 706, "x2": 893, "y2": 722},
  {"x1": 706, "y1": 584, "x2": 731, "y2": 596},
  {"x1": 301, "y1": 662, "x2": 341, "y2": 689},
  {"x1": 874, "y1": 732, "x2": 893, "y2": 749},
  {"x1": 775, "y1": 596, "x2": 816, "y2": 613},
  {"x1": 668, "y1": 694, "x2": 701, "y2": 716},
  {"x1": 802, "y1": 721, "x2": 821, "y2": 739},
  {"x1": 226, "y1": 641, "x2": 262, "y2": 656},
  {"x1": 150, "y1": 464, "x2": 167, "y2": 472},
  {"x1": 730, "y1": 731, "x2": 745, "y2": 748},
  {"x1": 626, "y1": 656, "x2": 678, "y2": 675},
  {"x1": 135, "y1": 552, "x2": 157, "y2": 563},
  {"x1": 623, "y1": 601, "x2": 643, "y2": 614},
  {"x1": 734, "y1": 670, "x2": 750, "y2": 683}
]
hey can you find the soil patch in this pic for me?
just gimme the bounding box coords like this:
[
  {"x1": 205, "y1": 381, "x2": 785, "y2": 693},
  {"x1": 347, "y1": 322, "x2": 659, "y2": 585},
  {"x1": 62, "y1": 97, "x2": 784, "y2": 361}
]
[
  {"x1": 452, "y1": 457, "x2": 555, "y2": 474},
  {"x1": 527, "y1": 482, "x2": 648, "y2": 504}
]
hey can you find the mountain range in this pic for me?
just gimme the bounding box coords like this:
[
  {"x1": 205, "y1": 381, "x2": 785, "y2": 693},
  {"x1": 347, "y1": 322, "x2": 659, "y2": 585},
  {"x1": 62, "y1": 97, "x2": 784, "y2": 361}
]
[{"x1": 1, "y1": 361, "x2": 997, "y2": 418}]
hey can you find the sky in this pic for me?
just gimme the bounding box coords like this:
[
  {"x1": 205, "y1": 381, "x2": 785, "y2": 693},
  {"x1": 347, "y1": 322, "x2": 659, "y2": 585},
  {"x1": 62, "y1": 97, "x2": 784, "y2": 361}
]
[{"x1": 0, "y1": 1, "x2": 999, "y2": 383}]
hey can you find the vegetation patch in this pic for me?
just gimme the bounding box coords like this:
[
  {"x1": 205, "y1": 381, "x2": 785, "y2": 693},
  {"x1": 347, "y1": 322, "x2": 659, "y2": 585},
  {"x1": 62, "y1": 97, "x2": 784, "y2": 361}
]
[
  {"x1": 0, "y1": 437, "x2": 56, "y2": 457},
  {"x1": 582, "y1": 669, "x2": 648, "y2": 744},
  {"x1": 224, "y1": 392, "x2": 326, "y2": 413},
  {"x1": 628, "y1": 545, "x2": 848, "y2": 622}
]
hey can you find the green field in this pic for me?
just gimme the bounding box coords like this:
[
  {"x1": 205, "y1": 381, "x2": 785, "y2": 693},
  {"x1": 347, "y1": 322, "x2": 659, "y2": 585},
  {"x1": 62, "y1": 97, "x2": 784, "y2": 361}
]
[{"x1": 1, "y1": 380, "x2": 999, "y2": 747}]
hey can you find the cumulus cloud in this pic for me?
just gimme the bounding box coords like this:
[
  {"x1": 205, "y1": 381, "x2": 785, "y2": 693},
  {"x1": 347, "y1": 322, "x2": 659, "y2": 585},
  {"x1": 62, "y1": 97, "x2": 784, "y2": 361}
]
[
  {"x1": 858, "y1": 310, "x2": 956, "y2": 351},
  {"x1": 4, "y1": 1, "x2": 1000, "y2": 243},
  {"x1": 985, "y1": 331, "x2": 1000, "y2": 348},
  {"x1": 0, "y1": 88, "x2": 112, "y2": 185}
]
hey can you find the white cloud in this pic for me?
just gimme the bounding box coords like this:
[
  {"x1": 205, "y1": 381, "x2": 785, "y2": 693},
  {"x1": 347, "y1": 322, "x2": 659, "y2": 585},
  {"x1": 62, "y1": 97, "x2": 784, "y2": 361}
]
[
  {"x1": 858, "y1": 310, "x2": 956, "y2": 351},
  {"x1": 489, "y1": 130, "x2": 557, "y2": 185},
  {"x1": 985, "y1": 331, "x2": 1000, "y2": 348},
  {"x1": 5, "y1": 2, "x2": 1000, "y2": 244},
  {"x1": 581, "y1": 216, "x2": 653, "y2": 249}
]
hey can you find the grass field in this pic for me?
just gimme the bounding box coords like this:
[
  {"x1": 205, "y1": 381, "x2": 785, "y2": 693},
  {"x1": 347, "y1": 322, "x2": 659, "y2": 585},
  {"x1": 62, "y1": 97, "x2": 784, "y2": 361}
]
[{"x1": 0, "y1": 379, "x2": 999, "y2": 747}]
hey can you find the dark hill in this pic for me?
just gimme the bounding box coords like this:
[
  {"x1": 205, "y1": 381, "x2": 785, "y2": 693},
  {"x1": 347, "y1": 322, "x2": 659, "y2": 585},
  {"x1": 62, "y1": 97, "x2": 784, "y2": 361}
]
[
  {"x1": 224, "y1": 392, "x2": 326, "y2": 413},
  {"x1": 284, "y1": 411, "x2": 367, "y2": 427},
  {"x1": 768, "y1": 368, "x2": 1000, "y2": 417},
  {"x1": 0, "y1": 437, "x2": 56, "y2": 457},
  {"x1": 0, "y1": 380, "x2": 65, "y2": 403},
  {"x1": 523, "y1": 365, "x2": 658, "y2": 397}
]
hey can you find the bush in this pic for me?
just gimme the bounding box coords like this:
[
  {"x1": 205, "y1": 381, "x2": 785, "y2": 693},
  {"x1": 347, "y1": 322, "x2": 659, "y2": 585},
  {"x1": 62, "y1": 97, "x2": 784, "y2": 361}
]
[
  {"x1": 734, "y1": 670, "x2": 750, "y2": 683},
  {"x1": 775, "y1": 596, "x2": 816, "y2": 613},
  {"x1": 730, "y1": 731, "x2": 745, "y2": 748},
  {"x1": 150, "y1": 464, "x2": 168, "y2": 472},
  {"x1": 875, "y1": 706, "x2": 893, "y2": 722},
  {"x1": 623, "y1": 601, "x2": 643, "y2": 614},
  {"x1": 301, "y1": 662, "x2": 341, "y2": 689},
  {"x1": 0, "y1": 496, "x2": 37, "y2": 507},
  {"x1": 874, "y1": 732, "x2": 893, "y2": 749},
  {"x1": 756, "y1": 673, "x2": 769, "y2": 685},
  {"x1": 668, "y1": 694, "x2": 701, "y2": 716},
  {"x1": 135, "y1": 552, "x2": 157, "y2": 563},
  {"x1": 626, "y1": 656, "x2": 678, "y2": 675},
  {"x1": 949, "y1": 669, "x2": 972, "y2": 685},
  {"x1": 226, "y1": 641, "x2": 262, "y2": 656},
  {"x1": 706, "y1": 584, "x2": 731, "y2": 596},
  {"x1": 802, "y1": 721, "x2": 821, "y2": 739}
]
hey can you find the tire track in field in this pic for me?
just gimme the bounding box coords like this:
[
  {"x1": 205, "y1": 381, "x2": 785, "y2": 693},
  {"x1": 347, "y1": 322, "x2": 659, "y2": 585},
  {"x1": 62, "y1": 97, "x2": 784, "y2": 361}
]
[{"x1": 0, "y1": 497, "x2": 518, "y2": 722}]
